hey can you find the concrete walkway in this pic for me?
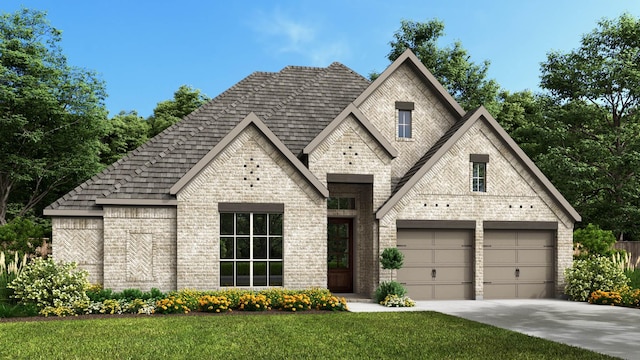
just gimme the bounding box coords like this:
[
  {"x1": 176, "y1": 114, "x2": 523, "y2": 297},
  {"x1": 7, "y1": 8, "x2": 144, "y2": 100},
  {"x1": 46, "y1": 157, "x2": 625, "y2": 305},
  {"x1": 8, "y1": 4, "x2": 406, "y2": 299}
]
[{"x1": 348, "y1": 299, "x2": 640, "y2": 359}]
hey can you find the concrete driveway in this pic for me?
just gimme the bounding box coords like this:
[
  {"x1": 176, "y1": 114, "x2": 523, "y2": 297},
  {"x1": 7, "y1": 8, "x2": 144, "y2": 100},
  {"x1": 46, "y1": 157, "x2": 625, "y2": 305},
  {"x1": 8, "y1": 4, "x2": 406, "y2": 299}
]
[{"x1": 347, "y1": 299, "x2": 640, "y2": 359}]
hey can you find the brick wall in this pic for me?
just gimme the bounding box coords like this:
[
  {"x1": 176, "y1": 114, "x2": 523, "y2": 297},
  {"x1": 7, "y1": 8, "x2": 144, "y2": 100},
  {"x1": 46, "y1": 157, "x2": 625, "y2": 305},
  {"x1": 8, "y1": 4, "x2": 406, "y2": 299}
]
[
  {"x1": 52, "y1": 217, "x2": 104, "y2": 285},
  {"x1": 102, "y1": 206, "x2": 177, "y2": 292},
  {"x1": 357, "y1": 63, "x2": 458, "y2": 186},
  {"x1": 177, "y1": 125, "x2": 326, "y2": 290}
]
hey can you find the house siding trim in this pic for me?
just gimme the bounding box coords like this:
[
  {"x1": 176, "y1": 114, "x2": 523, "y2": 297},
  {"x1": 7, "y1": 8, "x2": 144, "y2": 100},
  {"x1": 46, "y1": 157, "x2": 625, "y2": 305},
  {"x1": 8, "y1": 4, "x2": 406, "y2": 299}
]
[
  {"x1": 397, "y1": 220, "x2": 476, "y2": 229},
  {"x1": 483, "y1": 221, "x2": 558, "y2": 230},
  {"x1": 327, "y1": 174, "x2": 374, "y2": 184},
  {"x1": 218, "y1": 203, "x2": 284, "y2": 213}
]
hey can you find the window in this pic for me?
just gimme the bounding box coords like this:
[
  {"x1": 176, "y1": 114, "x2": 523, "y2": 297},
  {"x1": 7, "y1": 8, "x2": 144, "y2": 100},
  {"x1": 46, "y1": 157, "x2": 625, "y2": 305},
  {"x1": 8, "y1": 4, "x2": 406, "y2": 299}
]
[
  {"x1": 327, "y1": 197, "x2": 356, "y2": 210},
  {"x1": 472, "y1": 162, "x2": 486, "y2": 192},
  {"x1": 220, "y1": 212, "x2": 283, "y2": 287},
  {"x1": 395, "y1": 101, "x2": 414, "y2": 139},
  {"x1": 398, "y1": 110, "x2": 412, "y2": 138}
]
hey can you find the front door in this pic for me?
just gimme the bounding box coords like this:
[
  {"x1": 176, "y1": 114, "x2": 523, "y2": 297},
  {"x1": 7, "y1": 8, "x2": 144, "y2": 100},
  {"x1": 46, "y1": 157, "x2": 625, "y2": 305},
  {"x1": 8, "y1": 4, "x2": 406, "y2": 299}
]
[{"x1": 327, "y1": 218, "x2": 353, "y2": 292}]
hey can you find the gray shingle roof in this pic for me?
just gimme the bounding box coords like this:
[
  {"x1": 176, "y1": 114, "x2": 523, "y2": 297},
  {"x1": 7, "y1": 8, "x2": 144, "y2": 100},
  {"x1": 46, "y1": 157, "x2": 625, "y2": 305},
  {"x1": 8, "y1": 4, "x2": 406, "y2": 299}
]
[{"x1": 47, "y1": 63, "x2": 369, "y2": 211}]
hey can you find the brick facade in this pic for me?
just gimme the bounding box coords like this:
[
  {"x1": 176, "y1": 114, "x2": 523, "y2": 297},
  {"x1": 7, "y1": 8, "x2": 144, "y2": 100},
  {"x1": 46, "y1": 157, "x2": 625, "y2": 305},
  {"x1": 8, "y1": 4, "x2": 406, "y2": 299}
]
[{"x1": 48, "y1": 50, "x2": 577, "y2": 298}]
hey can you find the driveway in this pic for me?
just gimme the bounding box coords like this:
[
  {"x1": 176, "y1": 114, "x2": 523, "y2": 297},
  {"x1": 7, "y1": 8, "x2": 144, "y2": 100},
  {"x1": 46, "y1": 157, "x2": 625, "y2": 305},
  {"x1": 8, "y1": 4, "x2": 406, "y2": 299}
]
[{"x1": 347, "y1": 299, "x2": 640, "y2": 359}]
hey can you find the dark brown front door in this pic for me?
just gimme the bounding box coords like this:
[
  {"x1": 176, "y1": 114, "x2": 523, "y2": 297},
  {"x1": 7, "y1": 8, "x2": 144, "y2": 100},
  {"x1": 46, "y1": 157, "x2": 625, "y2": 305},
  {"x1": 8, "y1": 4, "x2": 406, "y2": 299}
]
[{"x1": 327, "y1": 218, "x2": 353, "y2": 293}]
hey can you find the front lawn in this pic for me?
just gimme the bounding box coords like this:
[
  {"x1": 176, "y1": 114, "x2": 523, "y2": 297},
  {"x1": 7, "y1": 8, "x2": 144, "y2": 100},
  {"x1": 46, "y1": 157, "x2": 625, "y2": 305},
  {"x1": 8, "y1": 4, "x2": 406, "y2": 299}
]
[{"x1": 0, "y1": 312, "x2": 614, "y2": 359}]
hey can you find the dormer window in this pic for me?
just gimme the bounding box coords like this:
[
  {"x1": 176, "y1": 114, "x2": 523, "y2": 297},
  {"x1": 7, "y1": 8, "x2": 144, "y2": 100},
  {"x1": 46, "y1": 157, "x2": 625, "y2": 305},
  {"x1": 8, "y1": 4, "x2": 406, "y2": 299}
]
[{"x1": 396, "y1": 102, "x2": 414, "y2": 139}]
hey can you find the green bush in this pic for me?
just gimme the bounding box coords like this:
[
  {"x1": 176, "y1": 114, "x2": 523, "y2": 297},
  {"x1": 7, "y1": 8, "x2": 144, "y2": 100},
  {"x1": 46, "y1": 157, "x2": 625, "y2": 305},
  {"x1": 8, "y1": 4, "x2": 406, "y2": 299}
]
[
  {"x1": 573, "y1": 224, "x2": 617, "y2": 259},
  {"x1": 8, "y1": 258, "x2": 90, "y2": 312},
  {"x1": 564, "y1": 256, "x2": 629, "y2": 301},
  {"x1": 375, "y1": 281, "x2": 407, "y2": 303},
  {"x1": 626, "y1": 269, "x2": 640, "y2": 289},
  {"x1": 0, "y1": 216, "x2": 51, "y2": 255},
  {"x1": 0, "y1": 302, "x2": 39, "y2": 318}
]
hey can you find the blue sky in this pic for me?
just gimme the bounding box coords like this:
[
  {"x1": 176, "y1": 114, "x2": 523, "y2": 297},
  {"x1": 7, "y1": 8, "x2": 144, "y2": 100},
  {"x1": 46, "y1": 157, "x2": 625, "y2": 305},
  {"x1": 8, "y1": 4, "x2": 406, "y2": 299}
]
[{"x1": 4, "y1": 0, "x2": 640, "y2": 117}]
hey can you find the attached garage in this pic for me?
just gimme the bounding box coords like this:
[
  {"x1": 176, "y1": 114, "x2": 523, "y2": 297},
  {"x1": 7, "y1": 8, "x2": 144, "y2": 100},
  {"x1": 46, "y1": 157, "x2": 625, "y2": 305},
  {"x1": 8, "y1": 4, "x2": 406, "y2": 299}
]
[
  {"x1": 396, "y1": 222, "x2": 474, "y2": 300},
  {"x1": 483, "y1": 224, "x2": 556, "y2": 299}
]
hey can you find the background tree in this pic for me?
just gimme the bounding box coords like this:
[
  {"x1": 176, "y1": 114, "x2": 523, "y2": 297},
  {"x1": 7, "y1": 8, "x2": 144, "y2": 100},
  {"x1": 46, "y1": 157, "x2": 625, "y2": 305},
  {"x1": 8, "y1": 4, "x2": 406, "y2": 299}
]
[
  {"x1": 538, "y1": 13, "x2": 640, "y2": 240},
  {"x1": 0, "y1": 8, "x2": 107, "y2": 224},
  {"x1": 147, "y1": 85, "x2": 209, "y2": 137},
  {"x1": 101, "y1": 111, "x2": 150, "y2": 166},
  {"x1": 387, "y1": 19, "x2": 501, "y2": 114}
]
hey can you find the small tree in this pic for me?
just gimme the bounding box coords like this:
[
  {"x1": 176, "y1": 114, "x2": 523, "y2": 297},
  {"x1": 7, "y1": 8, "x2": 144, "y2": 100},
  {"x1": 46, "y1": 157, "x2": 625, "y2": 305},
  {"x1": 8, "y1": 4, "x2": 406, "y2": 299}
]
[{"x1": 380, "y1": 247, "x2": 404, "y2": 281}]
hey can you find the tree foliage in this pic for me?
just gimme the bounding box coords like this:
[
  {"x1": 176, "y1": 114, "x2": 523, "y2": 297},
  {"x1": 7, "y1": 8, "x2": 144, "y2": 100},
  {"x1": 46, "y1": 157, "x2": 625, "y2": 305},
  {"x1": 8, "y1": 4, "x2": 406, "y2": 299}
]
[
  {"x1": 147, "y1": 85, "x2": 209, "y2": 137},
  {"x1": 538, "y1": 13, "x2": 640, "y2": 240},
  {"x1": 101, "y1": 111, "x2": 149, "y2": 166},
  {"x1": 0, "y1": 8, "x2": 107, "y2": 224},
  {"x1": 387, "y1": 19, "x2": 500, "y2": 114}
]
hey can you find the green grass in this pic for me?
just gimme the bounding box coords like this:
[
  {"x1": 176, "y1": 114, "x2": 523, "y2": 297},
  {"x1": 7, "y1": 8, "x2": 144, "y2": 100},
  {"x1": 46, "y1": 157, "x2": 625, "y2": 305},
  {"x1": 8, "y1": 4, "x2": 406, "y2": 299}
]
[{"x1": 0, "y1": 312, "x2": 614, "y2": 359}]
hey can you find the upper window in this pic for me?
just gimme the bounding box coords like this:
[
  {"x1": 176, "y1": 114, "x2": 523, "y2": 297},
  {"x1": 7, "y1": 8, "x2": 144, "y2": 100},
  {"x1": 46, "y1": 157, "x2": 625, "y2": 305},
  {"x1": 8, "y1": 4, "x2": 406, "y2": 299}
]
[
  {"x1": 220, "y1": 212, "x2": 283, "y2": 287},
  {"x1": 395, "y1": 101, "x2": 414, "y2": 139},
  {"x1": 398, "y1": 110, "x2": 412, "y2": 138},
  {"x1": 472, "y1": 162, "x2": 486, "y2": 192}
]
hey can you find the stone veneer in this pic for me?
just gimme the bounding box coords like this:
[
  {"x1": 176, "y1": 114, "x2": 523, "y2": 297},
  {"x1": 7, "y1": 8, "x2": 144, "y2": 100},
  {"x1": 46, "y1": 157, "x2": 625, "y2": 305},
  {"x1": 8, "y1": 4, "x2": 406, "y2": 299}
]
[{"x1": 176, "y1": 125, "x2": 326, "y2": 290}]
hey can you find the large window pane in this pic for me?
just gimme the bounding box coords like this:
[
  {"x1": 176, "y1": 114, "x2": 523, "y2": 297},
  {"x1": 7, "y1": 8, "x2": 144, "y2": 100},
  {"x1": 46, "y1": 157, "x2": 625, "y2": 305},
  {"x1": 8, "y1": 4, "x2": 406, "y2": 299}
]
[
  {"x1": 220, "y1": 262, "x2": 234, "y2": 286},
  {"x1": 236, "y1": 261, "x2": 250, "y2": 286},
  {"x1": 220, "y1": 213, "x2": 234, "y2": 235},
  {"x1": 254, "y1": 237, "x2": 267, "y2": 259},
  {"x1": 269, "y1": 261, "x2": 283, "y2": 286},
  {"x1": 269, "y1": 213, "x2": 283, "y2": 235},
  {"x1": 254, "y1": 261, "x2": 267, "y2": 286},
  {"x1": 253, "y1": 214, "x2": 267, "y2": 235},
  {"x1": 270, "y1": 237, "x2": 283, "y2": 259},
  {"x1": 236, "y1": 213, "x2": 250, "y2": 235},
  {"x1": 220, "y1": 237, "x2": 234, "y2": 259},
  {"x1": 236, "y1": 237, "x2": 250, "y2": 259}
]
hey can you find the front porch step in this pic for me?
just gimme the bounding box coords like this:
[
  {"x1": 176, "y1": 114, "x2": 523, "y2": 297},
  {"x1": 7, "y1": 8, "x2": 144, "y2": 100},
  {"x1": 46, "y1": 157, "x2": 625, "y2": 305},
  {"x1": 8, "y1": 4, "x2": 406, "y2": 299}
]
[{"x1": 337, "y1": 293, "x2": 375, "y2": 303}]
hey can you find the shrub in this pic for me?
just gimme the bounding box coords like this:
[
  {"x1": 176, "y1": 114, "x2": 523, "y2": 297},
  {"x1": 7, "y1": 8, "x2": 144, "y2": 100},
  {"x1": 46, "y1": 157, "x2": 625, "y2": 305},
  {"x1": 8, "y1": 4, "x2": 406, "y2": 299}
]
[
  {"x1": 588, "y1": 290, "x2": 622, "y2": 306},
  {"x1": 573, "y1": 224, "x2": 617, "y2": 259},
  {"x1": 238, "y1": 293, "x2": 270, "y2": 311},
  {"x1": 281, "y1": 293, "x2": 311, "y2": 312},
  {"x1": 100, "y1": 299, "x2": 123, "y2": 314},
  {"x1": 564, "y1": 256, "x2": 629, "y2": 301},
  {"x1": 155, "y1": 296, "x2": 191, "y2": 314},
  {"x1": 375, "y1": 281, "x2": 407, "y2": 303},
  {"x1": 199, "y1": 295, "x2": 232, "y2": 313},
  {"x1": 217, "y1": 288, "x2": 247, "y2": 309},
  {"x1": 381, "y1": 294, "x2": 416, "y2": 307},
  {"x1": 313, "y1": 294, "x2": 348, "y2": 311},
  {"x1": 626, "y1": 269, "x2": 640, "y2": 290},
  {"x1": 8, "y1": 258, "x2": 89, "y2": 314},
  {"x1": 620, "y1": 288, "x2": 640, "y2": 308},
  {"x1": 0, "y1": 302, "x2": 39, "y2": 318}
]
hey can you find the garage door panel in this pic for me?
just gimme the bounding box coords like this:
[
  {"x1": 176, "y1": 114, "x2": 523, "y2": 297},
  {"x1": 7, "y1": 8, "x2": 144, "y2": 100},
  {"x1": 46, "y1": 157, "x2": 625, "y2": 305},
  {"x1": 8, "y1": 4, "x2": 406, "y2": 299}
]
[
  {"x1": 484, "y1": 230, "x2": 555, "y2": 299},
  {"x1": 484, "y1": 283, "x2": 517, "y2": 299},
  {"x1": 484, "y1": 249, "x2": 516, "y2": 263},
  {"x1": 397, "y1": 267, "x2": 430, "y2": 282},
  {"x1": 518, "y1": 266, "x2": 554, "y2": 281},
  {"x1": 517, "y1": 249, "x2": 553, "y2": 263},
  {"x1": 402, "y1": 249, "x2": 432, "y2": 264},
  {"x1": 435, "y1": 249, "x2": 473, "y2": 263},
  {"x1": 518, "y1": 282, "x2": 554, "y2": 298},
  {"x1": 434, "y1": 231, "x2": 473, "y2": 246},
  {"x1": 434, "y1": 284, "x2": 474, "y2": 300},
  {"x1": 517, "y1": 231, "x2": 554, "y2": 245},
  {"x1": 397, "y1": 229, "x2": 474, "y2": 300},
  {"x1": 484, "y1": 231, "x2": 516, "y2": 247}
]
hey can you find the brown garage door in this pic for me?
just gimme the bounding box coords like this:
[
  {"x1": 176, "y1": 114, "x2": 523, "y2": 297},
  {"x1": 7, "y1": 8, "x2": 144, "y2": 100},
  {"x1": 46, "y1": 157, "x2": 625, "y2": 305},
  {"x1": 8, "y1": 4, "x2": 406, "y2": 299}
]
[
  {"x1": 484, "y1": 230, "x2": 555, "y2": 299},
  {"x1": 397, "y1": 229, "x2": 473, "y2": 300}
]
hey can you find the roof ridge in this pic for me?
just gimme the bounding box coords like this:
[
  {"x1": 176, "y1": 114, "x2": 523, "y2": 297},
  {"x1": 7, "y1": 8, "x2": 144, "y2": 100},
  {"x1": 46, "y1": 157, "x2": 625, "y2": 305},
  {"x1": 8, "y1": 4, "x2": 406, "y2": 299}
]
[{"x1": 262, "y1": 64, "x2": 334, "y2": 120}]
